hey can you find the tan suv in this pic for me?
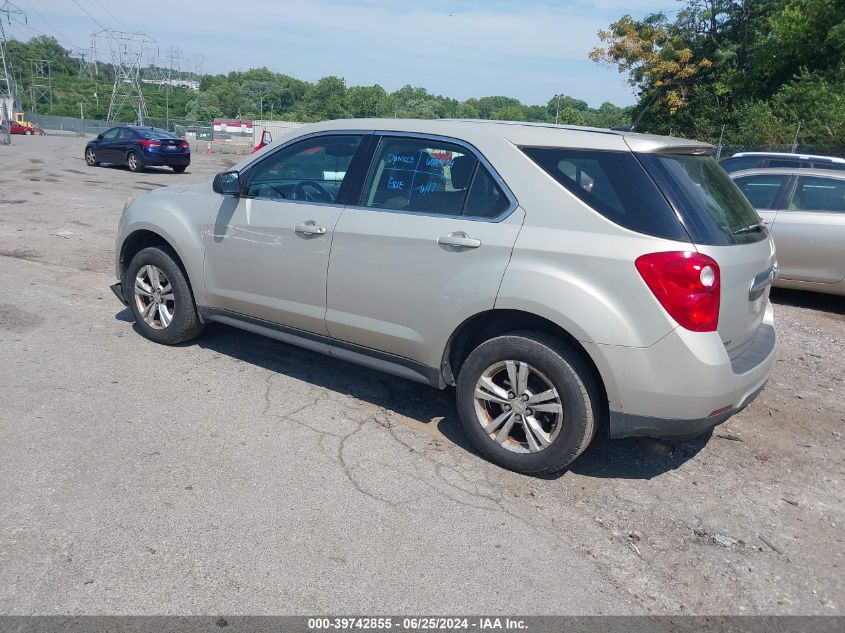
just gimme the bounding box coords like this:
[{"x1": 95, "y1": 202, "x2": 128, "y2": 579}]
[{"x1": 111, "y1": 119, "x2": 777, "y2": 474}]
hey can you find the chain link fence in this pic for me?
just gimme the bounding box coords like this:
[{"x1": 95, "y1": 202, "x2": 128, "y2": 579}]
[{"x1": 715, "y1": 144, "x2": 845, "y2": 160}]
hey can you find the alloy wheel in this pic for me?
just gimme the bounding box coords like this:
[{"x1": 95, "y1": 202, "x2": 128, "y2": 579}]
[
  {"x1": 134, "y1": 264, "x2": 175, "y2": 329},
  {"x1": 473, "y1": 360, "x2": 563, "y2": 453}
]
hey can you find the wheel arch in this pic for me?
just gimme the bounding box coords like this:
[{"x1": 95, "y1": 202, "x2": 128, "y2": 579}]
[
  {"x1": 119, "y1": 229, "x2": 200, "y2": 307},
  {"x1": 441, "y1": 308, "x2": 611, "y2": 419}
]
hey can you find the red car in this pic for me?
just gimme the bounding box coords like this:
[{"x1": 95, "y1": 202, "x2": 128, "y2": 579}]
[{"x1": 9, "y1": 122, "x2": 40, "y2": 135}]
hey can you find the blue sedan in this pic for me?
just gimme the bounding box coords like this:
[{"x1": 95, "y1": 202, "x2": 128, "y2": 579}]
[{"x1": 85, "y1": 126, "x2": 191, "y2": 173}]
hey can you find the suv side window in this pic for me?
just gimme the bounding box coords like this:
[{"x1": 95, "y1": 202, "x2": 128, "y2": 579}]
[
  {"x1": 464, "y1": 165, "x2": 509, "y2": 217},
  {"x1": 361, "y1": 137, "x2": 477, "y2": 215},
  {"x1": 719, "y1": 157, "x2": 763, "y2": 173},
  {"x1": 245, "y1": 134, "x2": 363, "y2": 203},
  {"x1": 101, "y1": 127, "x2": 121, "y2": 140},
  {"x1": 733, "y1": 174, "x2": 789, "y2": 209},
  {"x1": 118, "y1": 128, "x2": 135, "y2": 140},
  {"x1": 523, "y1": 147, "x2": 688, "y2": 241},
  {"x1": 789, "y1": 176, "x2": 845, "y2": 213},
  {"x1": 767, "y1": 159, "x2": 805, "y2": 168}
]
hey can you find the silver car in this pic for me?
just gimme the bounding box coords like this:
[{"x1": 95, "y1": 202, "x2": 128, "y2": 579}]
[
  {"x1": 732, "y1": 168, "x2": 845, "y2": 295},
  {"x1": 111, "y1": 119, "x2": 777, "y2": 474}
]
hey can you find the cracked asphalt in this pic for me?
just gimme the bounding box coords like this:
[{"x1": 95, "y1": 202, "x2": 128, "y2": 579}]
[{"x1": 1, "y1": 135, "x2": 843, "y2": 615}]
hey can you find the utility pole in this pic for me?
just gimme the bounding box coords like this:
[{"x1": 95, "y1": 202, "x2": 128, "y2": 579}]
[
  {"x1": 0, "y1": 1, "x2": 25, "y2": 109},
  {"x1": 555, "y1": 93, "x2": 562, "y2": 124},
  {"x1": 790, "y1": 121, "x2": 802, "y2": 154}
]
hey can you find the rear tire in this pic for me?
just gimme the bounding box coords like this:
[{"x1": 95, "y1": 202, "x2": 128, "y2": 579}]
[
  {"x1": 456, "y1": 331, "x2": 601, "y2": 475},
  {"x1": 127, "y1": 151, "x2": 144, "y2": 172},
  {"x1": 126, "y1": 246, "x2": 203, "y2": 345},
  {"x1": 172, "y1": 165, "x2": 187, "y2": 174}
]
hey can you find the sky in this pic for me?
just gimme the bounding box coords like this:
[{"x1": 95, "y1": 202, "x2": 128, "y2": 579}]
[{"x1": 10, "y1": 0, "x2": 675, "y2": 108}]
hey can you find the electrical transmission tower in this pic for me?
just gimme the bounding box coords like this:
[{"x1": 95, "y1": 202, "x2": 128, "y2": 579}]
[
  {"x1": 165, "y1": 45, "x2": 182, "y2": 127},
  {"x1": 96, "y1": 29, "x2": 156, "y2": 124},
  {"x1": 73, "y1": 43, "x2": 97, "y2": 79},
  {"x1": 143, "y1": 46, "x2": 166, "y2": 89},
  {"x1": 29, "y1": 59, "x2": 51, "y2": 113},
  {"x1": 192, "y1": 53, "x2": 205, "y2": 78},
  {"x1": 0, "y1": 1, "x2": 25, "y2": 108}
]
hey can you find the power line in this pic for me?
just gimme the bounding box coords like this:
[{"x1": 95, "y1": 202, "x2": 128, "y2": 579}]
[
  {"x1": 19, "y1": 0, "x2": 75, "y2": 47},
  {"x1": 70, "y1": 0, "x2": 106, "y2": 32},
  {"x1": 89, "y1": 0, "x2": 130, "y2": 31},
  {"x1": 8, "y1": 15, "x2": 81, "y2": 50}
]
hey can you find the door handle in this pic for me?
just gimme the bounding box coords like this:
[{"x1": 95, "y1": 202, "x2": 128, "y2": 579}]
[
  {"x1": 295, "y1": 221, "x2": 327, "y2": 236},
  {"x1": 438, "y1": 232, "x2": 481, "y2": 249}
]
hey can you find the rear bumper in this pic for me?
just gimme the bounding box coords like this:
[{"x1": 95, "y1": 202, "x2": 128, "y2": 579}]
[
  {"x1": 142, "y1": 152, "x2": 190, "y2": 167},
  {"x1": 610, "y1": 379, "x2": 767, "y2": 439},
  {"x1": 599, "y1": 302, "x2": 776, "y2": 439}
]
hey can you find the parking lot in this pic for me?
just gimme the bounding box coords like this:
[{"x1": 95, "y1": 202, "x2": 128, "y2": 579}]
[{"x1": 0, "y1": 134, "x2": 842, "y2": 614}]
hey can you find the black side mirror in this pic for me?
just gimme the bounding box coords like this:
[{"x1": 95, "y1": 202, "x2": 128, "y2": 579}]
[
  {"x1": 96, "y1": 133, "x2": 103, "y2": 140},
  {"x1": 213, "y1": 171, "x2": 241, "y2": 195}
]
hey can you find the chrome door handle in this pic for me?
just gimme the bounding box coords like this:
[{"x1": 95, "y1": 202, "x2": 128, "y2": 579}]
[
  {"x1": 438, "y1": 232, "x2": 481, "y2": 249},
  {"x1": 295, "y1": 221, "x2": 327, "y2": 236}
]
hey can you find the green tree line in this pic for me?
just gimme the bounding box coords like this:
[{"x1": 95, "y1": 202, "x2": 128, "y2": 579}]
[
  {"x1": 590, "y1": 0, "x2": 845, "y2": 150},
  {"x1": 6, "y1": 35, "x2": 632, "y2": 129}
]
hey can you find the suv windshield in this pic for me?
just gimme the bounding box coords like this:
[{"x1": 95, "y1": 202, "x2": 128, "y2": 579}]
[{"x1": 638, "y1": 153, "x2": 766, "y2": 245}]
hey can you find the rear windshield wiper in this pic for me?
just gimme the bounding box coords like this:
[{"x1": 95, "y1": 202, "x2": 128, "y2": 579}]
[{"x1": 732, "y1": 223, "x2": 764, "y2": 235}]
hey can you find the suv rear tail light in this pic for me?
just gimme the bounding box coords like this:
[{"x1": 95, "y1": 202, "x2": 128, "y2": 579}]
[
  {"x1": 179, "y1": 140, "x2": 189, "y2": 148},
  {"x1": 138, "y1": 139, "x2": 161, "y2": 148},
  {"x1": 635, "y1": 251, "x2": 720, "y2": 332}
]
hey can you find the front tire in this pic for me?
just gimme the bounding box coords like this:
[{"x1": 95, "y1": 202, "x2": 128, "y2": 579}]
[
  {"x1": 85, "y1": 147, "x2": 99, "y2": 166},
  {"x1": 456, "y1": 332, "x2": 601, "y2": 475},
  {"x1": 126, "y1": 247, "x2": 203, "y2": 345},
  {"x1": 127, "y1": 151, "x2": 144, "y2": 172}
]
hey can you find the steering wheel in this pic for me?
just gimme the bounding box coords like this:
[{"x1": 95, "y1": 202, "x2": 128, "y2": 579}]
[{"x1": 293, "y1": 180, "x2": 333, "y2": 202}]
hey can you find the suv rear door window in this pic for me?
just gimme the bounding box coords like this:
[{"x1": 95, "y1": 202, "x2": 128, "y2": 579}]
[
  {"x1": 521, "y1": 147, "x2": 688, "y2": 241},
  {"x1": 733, "y1": 174, "x2": 789, "y2": 209},
  {"x1": 464, "y1": 165, "x2": 509, "y2": 218},
  {"x1": 361, "y1": 137, "x2": 477, "y2": 215}
]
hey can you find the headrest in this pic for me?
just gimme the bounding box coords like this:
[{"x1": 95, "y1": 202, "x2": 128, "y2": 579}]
[{"x1": 451, "y1": 155, "x2": 475, "y2": 190}]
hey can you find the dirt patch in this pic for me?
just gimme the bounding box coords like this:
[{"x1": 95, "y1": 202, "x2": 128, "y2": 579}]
[
  {"x1": 29, "y1": 158, "x2": 44, "y2": 164},
  {"x1": 0, "y1": 199, "x2": 28, "y2": 204},
  {"x1": 0, "y1": 303, "x2": 44, "y2": 332},
  {"x1": 0, "y1": 248, "x2": 39, "y2": 260},
  {"x1": 64, "y1": 169, "x2": 85, "y2": 175}
]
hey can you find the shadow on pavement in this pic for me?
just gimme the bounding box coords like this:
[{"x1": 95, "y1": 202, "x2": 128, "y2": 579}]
[
  {"x1": 770, "y1": 287, "x2": 844, "y2": 315},
  {"x1": 118, "y1": 314, "x2": 712, "y2": 480}
]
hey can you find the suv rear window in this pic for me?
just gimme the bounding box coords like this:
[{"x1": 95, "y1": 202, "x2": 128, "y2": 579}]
[
  {"x1": 521, "y1": 147, "x2": 688, "y2": 241},
  {"x1": 638, "y1": 153, "x2": 767, "y2": 245}
]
